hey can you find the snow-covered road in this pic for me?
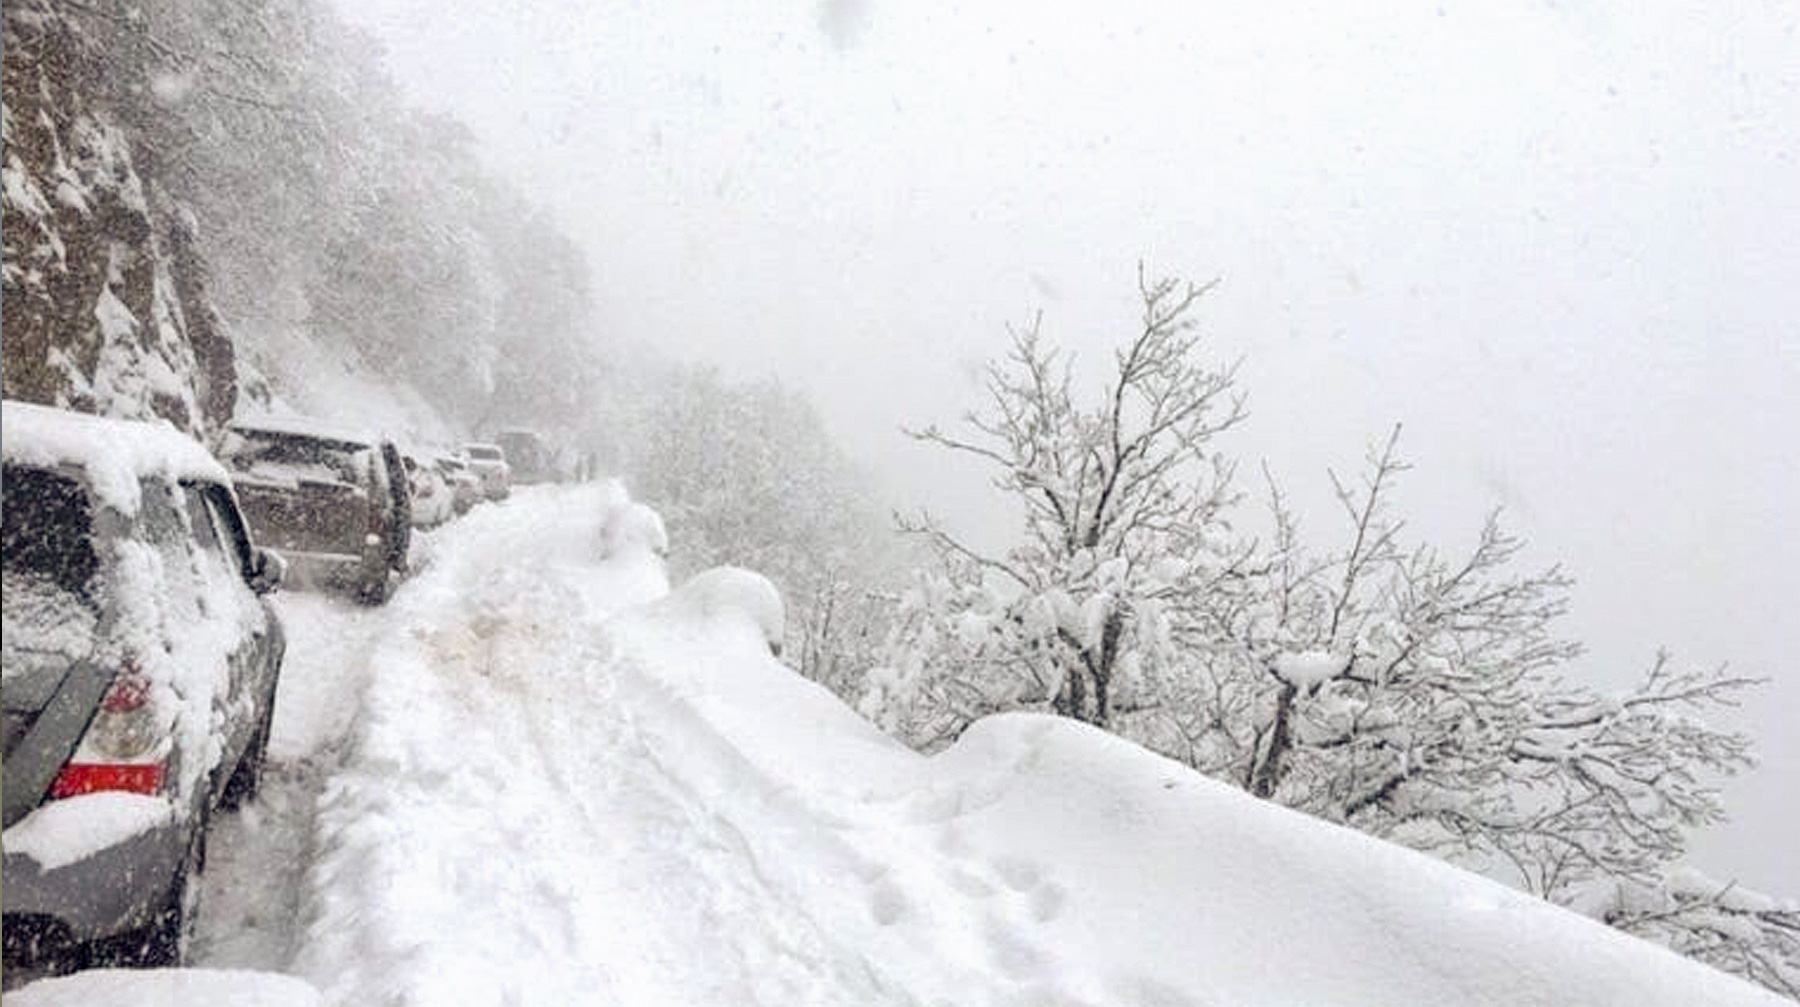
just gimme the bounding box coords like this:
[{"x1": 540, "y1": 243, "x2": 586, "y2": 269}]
[
  {"x1": 14, "y1": 482, "x2": 1783, "y2": 1006},
  {"x1": 186, "y1": 482, "x2": 913, "y2": 1005},
  {"x1": 276, "y1": 482, "x2": 879, "y2": 1005}
]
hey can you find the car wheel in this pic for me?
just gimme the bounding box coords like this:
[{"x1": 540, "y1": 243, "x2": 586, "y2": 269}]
[
  {"x1": 355, "y1": 572, "x2": 392, "y2": 606},
  {"x1": 220, "y1": 695, "x2": 275, "y2": 812},
  {"x1": 89, "y1": 816, "x2": 206, "y2": 968}
]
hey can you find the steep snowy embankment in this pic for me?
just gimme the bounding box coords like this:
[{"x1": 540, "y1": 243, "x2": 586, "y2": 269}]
[
  {"x1": 15, "y1": 482, "x2": 1781, "y2": 1006},
  {"x1": 284, "y1": 482, "x2": 1782, "y2": 1007}
]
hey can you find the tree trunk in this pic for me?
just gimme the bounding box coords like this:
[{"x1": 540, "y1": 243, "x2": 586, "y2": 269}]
[
  {"x1": 1053, "y1": 657, "x2": 1089, "y2": 721},
  {"x1": 1250, "y1": 681, "x2": 1298, "y2": 798},
  {"x1": 1053, "y1": 609, "x2": 1125, "y2": 728}
]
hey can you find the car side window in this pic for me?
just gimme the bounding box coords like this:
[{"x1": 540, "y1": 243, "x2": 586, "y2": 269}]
[
  {"x1": 203, "y1": 487, "x2": 255, "y2": 583},
  {"x1": 183, "y1": 484, "x2": 244, "y2": 582},
  {"x1": 141, "y1": 477, "x2": 189, "y2": 551},
  {"x1": 184, "y1": 484, "x2": 222, "y2": 552},
  {"x1": 142, "y1": 477, "x2": 207, "y2": 625}
]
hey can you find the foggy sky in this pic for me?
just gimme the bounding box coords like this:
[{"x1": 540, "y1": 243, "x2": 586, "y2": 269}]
[{"x1": 329, "y1": 0, "x2": 1798, "y2": 893}]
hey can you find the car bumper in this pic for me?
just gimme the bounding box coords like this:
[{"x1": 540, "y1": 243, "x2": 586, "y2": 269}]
[
  {"x1": 271, "y1": 548, "x2": 387, "y2": 590},
  {"x1": 2, "y1": 796, "x2": 186, "y2": 943}
]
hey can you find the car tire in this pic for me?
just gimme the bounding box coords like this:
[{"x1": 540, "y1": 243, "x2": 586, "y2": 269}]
[
  {"x1": 220, "y1": 695, "x2": 275, "y2": 812},
  {"x1": 355, "y1": 572, "x2": 392, "y2": 606},
  {"x1": 89, "y1": 816, "x2": 206, "y2": 968}
]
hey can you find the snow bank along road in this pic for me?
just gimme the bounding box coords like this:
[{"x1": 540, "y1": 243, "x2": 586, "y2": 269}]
[{"x1": 13, "y1": 482, "x2": 1782, "y2": 1006}]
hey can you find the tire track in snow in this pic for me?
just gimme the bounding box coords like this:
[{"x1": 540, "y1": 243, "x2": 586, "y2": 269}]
[
  {"x1": 192, "y1": 592, "x2": 390, "y2": 973},
  {"x1": 279, "y1": 485, "x2": 898, "y2": 1006}
]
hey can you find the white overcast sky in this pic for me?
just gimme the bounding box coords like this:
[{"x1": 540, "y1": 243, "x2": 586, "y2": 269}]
[{"x1": 330, "y1": 0, "x2": 1798, "y2": 893}]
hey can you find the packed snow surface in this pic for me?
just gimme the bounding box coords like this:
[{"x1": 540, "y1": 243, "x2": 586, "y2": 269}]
[
  {"x1": 599, "y1": 495, "x2": 669, "y2": 558},
  {"x1": 655, "y1": 563, "x2": 787, "y2": 654},
  {"x1": 17, "y1": 482, "x2": 1779, "y2": 1005}
]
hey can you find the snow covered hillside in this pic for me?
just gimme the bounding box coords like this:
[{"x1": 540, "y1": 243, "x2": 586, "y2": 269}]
[{"x1": 12, "y1": 483, "x2": 1782, "y2": 1006}]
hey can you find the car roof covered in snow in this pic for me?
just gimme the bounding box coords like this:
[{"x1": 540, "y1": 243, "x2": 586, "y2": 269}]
[
  {"x1": 229, "y1": 413, "x2": 382, "y2": 451},
  {"x1": 1, "y1": 399, "x2": 230, "y2": 514}
]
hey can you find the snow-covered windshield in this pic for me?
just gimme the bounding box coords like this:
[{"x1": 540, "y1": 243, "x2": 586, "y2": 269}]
[
  {"x1": 220, "y1": 429, "x2": 373, "y2": 488},
  {"x1": 2, "y1": 466, "x2": 102, "y2": 685}
]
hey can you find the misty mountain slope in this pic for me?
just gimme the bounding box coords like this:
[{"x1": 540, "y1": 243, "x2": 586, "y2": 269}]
[
  {"x1": 2, "y1": 0, "x2": 617, "y2": 451},
  {"x1": 131, "y1": 484, "x2": 1779, "y2": 1006}
]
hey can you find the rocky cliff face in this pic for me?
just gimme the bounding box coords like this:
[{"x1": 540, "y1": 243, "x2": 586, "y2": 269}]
[{"x1": 2, "y1": 4, "x2": 235, "y2": 435}]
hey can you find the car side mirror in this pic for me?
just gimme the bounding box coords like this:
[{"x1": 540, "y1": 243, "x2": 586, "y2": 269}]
[{"x1": 248, "y1": 546, "x2": 287, "y2": 595}]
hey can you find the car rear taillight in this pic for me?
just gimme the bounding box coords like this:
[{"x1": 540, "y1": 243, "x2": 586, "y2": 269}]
[
  {"x1": 48, "y1": 658, "x2": 168, "y2": 798},
  {"x1": 49, "y1": 763, "x2": 165, "y2": 798}
]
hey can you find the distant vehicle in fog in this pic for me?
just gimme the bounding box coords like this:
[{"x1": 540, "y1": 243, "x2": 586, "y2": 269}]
[
  {"x1": 462, "y1": 443, "x2": 511, "y2": 501},
  {"x1": 434, "y1": 454, "x2": 482, "y2": 515},
  {"x1": 220, "y1": 417, "x2": 411, "y2": 604},
  {"x1": 402, "y1": 452, "x2": 454, "y2": 529},
  {"x1": 2, "y1": 401, "x2": 286, "y2": 970},
  {"x1": 491, "y1": 429, "x2": 556, "y2": 484}
]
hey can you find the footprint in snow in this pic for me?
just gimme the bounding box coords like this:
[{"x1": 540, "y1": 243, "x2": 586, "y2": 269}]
[{"x1": 868, "y1": 879, "x2": 910, "y2": 926}]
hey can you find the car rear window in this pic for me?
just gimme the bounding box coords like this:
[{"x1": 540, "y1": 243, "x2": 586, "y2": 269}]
[
  {"x1": 466, "y1": 445, "x2": 502, "y2": 461},
  {"x1": 3, "y1": 467, "x2": 102, "y2": 694},
  {"x1": 3, "y1": 466, "x2": 98, "y2": 596},
  {"x1": 222, "y1": 429, "x2": 374, "y2": 487}
]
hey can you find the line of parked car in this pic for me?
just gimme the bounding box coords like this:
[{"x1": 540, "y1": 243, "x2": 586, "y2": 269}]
[
  {"x1": 218, "y1": 417, "x2": 515, "y2": 604},
  {"x1": 1, "y1": 401, "x2": 516, "y2": 979}
]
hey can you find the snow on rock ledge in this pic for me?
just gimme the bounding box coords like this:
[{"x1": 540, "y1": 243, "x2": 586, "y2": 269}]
[{"x1": 1, "y1": 6, "x2": 237, "y2": 433}]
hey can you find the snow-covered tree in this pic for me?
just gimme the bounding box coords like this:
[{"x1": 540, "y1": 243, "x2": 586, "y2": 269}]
[
  {"x1": 891, "y1": 267, "x2": 1251, "y2": 729},
  {"x1": 1183, "y1": 432, "x2": 1766, "y2": 943},
  {"x1": 1574, "y1": 867, "x2": 1800, "y2": 1000},
  {"x1": 878, "y1": 270, "x2": 1793, "y2": 997}
]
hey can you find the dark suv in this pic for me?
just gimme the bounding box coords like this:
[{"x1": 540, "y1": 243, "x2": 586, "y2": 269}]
[
  {"x1": 219, "y1": 417, "x2": 411, "y2": 604},
  {"x1": 2, "y1": 400, "x2": 287, "y2": 969}
]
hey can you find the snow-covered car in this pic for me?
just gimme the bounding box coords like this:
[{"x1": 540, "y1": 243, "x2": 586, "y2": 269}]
[
  {"x1": 434, "y1": 454, "x2": 481, "y2": 516},
  {"x1": 461, "y1": 442, "x2": 511, "y2": 501},
  {"x1": 2, "y1": 400, "x2": 287, "y2": 969},
  {"x1": 402, "y1": 453, "x2": 454, "y2": 529},
  {"x1": 219, "y1": 417, "x2": 412, "y2": 604}
]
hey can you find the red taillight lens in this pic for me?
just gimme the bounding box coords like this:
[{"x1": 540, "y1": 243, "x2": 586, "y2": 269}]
[
  {"x1": 87, "y1": 661, "x2": 159, "y2": 760},
  {"x1": 48, "y1": 657, "x2": 168, "y2": 799},
  {"x1": 49, "y1": 762, "x2": 166, "y2": 798}
]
